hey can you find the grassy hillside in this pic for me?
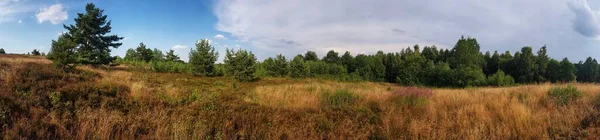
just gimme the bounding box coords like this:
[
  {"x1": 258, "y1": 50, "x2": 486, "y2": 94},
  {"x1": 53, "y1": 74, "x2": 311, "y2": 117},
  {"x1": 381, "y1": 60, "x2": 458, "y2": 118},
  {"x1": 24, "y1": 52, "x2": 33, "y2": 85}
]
[{"x1": 1, "y1": 54, "x2": 600, "y2": 139}]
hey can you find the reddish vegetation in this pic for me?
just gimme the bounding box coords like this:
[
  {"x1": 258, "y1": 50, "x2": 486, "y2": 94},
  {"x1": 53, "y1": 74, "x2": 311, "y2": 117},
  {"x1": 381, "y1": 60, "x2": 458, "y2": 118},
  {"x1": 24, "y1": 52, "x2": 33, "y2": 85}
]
[{"x1": 2, "y1": 55, "x2": 600, "y2": 139}]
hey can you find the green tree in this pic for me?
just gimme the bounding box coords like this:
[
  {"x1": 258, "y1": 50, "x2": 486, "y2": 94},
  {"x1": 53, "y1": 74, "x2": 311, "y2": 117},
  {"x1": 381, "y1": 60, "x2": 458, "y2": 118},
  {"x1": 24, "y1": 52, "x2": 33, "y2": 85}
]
[
  {"x1": 558, "y1": 58, "x2": 577, "y2": 82},
  {"x1": 341, "y1": 51, "x2": 356, "y2": 73},
  {"x1": 263, "y1": 54, "x2": 288, "y2": 77},
  {"x1": 577, "y1": 57, "x2": 598, "y2": 82},
  {"x1": 151, "y1": 48, "x2": 165, "y2": 62},
  {"x1": 448, "y1": 36, "x2": 484, "y2": 68},
  {"x1": 47, "y1": 35, "x2": 77, "y2": 69},
  {"x1": 289, "y1": 55, "x2": 308, "y2": 78},
  {"x1": 535, "y1": 46, "x2": 549, "y2": 82},
  {"x1": 134, "y1": 43, "x2": 153, "y2": 62},
  {"x1": 124, "y1": 48, "x2": 138, "y2": 61},
  {"x1": 486, "y1": 51, "x2": 501, "y2": 76},
  {"x1": 165, "y1": 50, "x2": 181, "y2": 62},
  {"x1": 64, "y1": 3, "x2": 123, "y2": 65},
  {"x1": 512, "y1": 47, "x2": 537, "y2": 83},
  {"x1": 546, "y1": 59, "x2": 561, "y2": 83},
  {"x1": 31, "y1": 49, "x2": 41, "y2": 56},
  {"x1": 189, "y1": 39, "x2": 218, "y2": 76},
  {"x1": 224, "y1": 48, "x2": 258, "y2": 82},
  {"x1": 323, "y1": 50, "x2": 340, "y2": 64},
  {"x1": 422, "y1": 45, "x2": 439, "y2": 63},
  {"x1": 304, "y1": 51, "x2": 319, "y2": 61},
  {"x1": 452, "y1": 66, "x2": 486, "y2": 87},
  {"x1": 0, "y1": 48, "x2": 5, "y2": 54}
]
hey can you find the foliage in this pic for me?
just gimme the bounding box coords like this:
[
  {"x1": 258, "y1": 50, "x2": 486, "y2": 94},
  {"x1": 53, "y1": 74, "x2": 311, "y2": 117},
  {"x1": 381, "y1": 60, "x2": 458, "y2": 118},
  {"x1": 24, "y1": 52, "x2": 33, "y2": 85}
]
[
  {"x1": 289, "y1": 55, "x2": 308, "y2": 78},
  {"x1": 47, "y1": 35, "x2": 78, "y2": 69},
  {"x1": 263, "y1": 54, "x2": 288, "y2": 77},
  {"x1": 577, "y1": 57, "x2": 598, "y2": 83},
  {"x1": 448, "y1": 36, "x2": 484, "y2": 68},
  {"x1": 64, "y1": 3, "x2": 123, "y2": 65},
  {"x1": 224, "y1": 48, "x2": 258, "y2": 82},
  {"x1": 189, "y1": 39, "x2": 219, "y2": 76},
  {"x1": 151, "y1": 61, "x2": 191, "y2": 73},
  {"x1": 304, "y1": 51, "x2": 319, "y2": 61},
  {"x1": 547, "y1": 86, "x2": 582, "y2": 106},
  {"x1": 322, "y1": 50, "x2": 340, "y2": 64},
  {"x1": 165, "y1": 49, "x2": 181, "y2": 62},
  {"x1": 0, "y1": 48, "x2": 5, "y2": 54},
  {"x1": 31, "y1": 49, "x2": 41, "y2": 56},
  {"x1": 487, "y1": 70, "x2": 515, "y2": 87},
  {"x1": 125, "y1": 43, "x2": 153, "y2": 62}
]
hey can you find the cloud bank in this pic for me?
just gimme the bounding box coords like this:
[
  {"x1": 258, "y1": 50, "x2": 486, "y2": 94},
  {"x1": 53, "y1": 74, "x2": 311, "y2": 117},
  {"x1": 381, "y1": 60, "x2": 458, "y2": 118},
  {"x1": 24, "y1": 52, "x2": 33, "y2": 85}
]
[
  {"x1": 214, "y1": 0, "x2": 600, "y2": 60},
  {"x1": 568, "y1": 0, "x2": 600, "y2": 38}
]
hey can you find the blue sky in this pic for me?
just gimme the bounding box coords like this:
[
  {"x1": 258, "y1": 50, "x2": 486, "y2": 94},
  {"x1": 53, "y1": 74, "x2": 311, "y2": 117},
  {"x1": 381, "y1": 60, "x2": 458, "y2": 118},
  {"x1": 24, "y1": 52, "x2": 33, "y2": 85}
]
[
  {"x1": 2, "y1": 0, "x2": 600, "y2": 62},
  {"x1": 0, "y1": 0, "x2": 245, "y2": 62}
]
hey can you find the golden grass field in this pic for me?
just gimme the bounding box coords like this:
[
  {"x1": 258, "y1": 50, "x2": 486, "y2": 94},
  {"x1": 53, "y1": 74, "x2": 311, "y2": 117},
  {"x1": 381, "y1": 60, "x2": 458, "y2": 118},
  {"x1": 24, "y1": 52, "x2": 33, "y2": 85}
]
[{"x1": 1, "y1": 54, "x2": 600, "y2": 139}]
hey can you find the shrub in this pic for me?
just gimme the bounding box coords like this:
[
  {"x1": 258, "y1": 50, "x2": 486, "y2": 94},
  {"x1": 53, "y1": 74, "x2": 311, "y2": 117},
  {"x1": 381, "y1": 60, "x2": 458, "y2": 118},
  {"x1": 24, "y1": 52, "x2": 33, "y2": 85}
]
[
  {"x1": 322, "y1": 89, "x2": 358, "y2": 109},
  {"x1": 151, "y1": 61, "x2": 191, "y2": 73},
  {"x1": 547, "y1": 86, "x2": 582, "y2": 106},
  {"x1": 390, "y1": 87, "x2": 433, "y2": 108},
  {"x1": 487, "y1": 70, "x2": 515, "y2": 87}
]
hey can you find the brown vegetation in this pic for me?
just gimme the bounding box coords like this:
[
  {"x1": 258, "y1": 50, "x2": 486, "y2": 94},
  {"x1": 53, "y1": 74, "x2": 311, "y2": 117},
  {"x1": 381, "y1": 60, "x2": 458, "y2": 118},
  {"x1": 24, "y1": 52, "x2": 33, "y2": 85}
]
[{"x1": 1, "y1": 54, "x2": 600, "y2": 139}]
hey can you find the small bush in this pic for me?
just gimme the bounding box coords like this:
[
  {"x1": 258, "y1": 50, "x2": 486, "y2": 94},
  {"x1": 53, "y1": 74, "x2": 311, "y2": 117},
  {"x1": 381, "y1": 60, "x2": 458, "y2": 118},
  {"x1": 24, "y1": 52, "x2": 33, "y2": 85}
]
[
  {"x1": 390, "y1": 87, "x2": 433, "y2": 108},
  {"x1": 487, "y1": 70, "x2": 515, "y2": 87},
  {"x1": 322, "y1": 89, "x2": 358, "y2": 109},
  {"x1": 547, "y1": 86, "x2": 582, "y2": 106}
]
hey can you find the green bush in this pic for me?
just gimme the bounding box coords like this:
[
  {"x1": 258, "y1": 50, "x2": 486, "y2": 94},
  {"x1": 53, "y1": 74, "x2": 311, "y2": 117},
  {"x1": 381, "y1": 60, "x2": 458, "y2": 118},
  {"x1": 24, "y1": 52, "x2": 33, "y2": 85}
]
[
  {"x1": 487, "y1": 70, "x2": 515, "y2": 87},
  {"x1": 151, "y1": 61, "x2": 191, "y2": 73},
  {"x1": 322, "y1": 89, "x2": 358, "y2": 109},
  {"x1": 547, "y1": 86, "x2": 582, "y2": 106}
]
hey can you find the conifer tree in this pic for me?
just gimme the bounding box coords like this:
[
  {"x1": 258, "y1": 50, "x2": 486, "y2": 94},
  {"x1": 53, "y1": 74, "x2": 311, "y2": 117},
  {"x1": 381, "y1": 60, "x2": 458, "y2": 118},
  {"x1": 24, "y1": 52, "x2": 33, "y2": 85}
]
[
  {"x1": 189, "y1": 39, "x2": 218, "y2": 76},
  {"x1": 64, "y1": 3, "x2": 123, "y2": 65}
]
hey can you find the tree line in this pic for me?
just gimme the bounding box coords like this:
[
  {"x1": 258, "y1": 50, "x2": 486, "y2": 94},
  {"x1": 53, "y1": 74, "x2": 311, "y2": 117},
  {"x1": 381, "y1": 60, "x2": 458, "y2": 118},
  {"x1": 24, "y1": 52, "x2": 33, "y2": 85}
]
[{"x1": 42, "y1": 3, "x2": 600, "y2": 87}]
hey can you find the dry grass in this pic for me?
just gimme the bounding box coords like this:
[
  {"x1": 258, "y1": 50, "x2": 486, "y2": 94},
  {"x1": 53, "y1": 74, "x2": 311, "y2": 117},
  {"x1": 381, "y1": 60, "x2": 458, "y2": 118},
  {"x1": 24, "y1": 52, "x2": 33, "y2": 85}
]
[{"x1": 3, "y1": 55, "x2": 600, "y2": 139}]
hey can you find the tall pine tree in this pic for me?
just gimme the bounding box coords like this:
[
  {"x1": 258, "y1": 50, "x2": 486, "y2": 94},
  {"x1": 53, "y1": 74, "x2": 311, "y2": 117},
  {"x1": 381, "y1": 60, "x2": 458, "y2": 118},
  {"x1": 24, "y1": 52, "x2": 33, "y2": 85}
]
[{"x1": 64, "y1": 3, "x2": 123, "y2": 65}]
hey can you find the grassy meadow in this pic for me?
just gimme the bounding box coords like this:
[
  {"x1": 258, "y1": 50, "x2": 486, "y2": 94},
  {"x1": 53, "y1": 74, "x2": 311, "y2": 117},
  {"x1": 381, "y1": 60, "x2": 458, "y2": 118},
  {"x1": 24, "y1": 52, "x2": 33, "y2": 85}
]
[{"x1": 2, "y1": 54, "x2": 600, "y2": 139}]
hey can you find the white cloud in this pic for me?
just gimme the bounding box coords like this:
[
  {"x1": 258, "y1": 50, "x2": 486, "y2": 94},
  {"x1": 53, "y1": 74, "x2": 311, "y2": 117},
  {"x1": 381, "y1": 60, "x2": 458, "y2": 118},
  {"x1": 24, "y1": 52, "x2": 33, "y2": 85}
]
[
  {"x1": 172, "y1": 45, "x2": 188, "y2": 50},
  {"x1": 17, "y1": 19, "x2": 21, "y2": 23},
  {"x1": 0, "y1": 0, "x2": 24, "y2": 22},
  {"x1": 36, "y1": 4, "x2": 68, "y2": 24},
  {"x1": 214, "y1": 34, "x2": 227, "y2": 39},
  {"x1": 214, "y1": 0, "x2": 598, "y2": 60}
]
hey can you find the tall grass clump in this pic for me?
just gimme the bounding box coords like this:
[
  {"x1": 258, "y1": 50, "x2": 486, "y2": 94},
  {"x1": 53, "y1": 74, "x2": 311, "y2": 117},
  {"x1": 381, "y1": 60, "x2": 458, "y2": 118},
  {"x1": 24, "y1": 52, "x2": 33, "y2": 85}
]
[
  {"x1": 593, "y1": 92, "x2": 600, "y2": 110},
  {"x1": 547, "y1": 85, "x2": 583, "y2": 106},
  {"x1": 389, "y1": 87, "x2": 433, "y2": 108},
  {"x1": 322, "y1": 89, "x2": 358, "y2": 109}
]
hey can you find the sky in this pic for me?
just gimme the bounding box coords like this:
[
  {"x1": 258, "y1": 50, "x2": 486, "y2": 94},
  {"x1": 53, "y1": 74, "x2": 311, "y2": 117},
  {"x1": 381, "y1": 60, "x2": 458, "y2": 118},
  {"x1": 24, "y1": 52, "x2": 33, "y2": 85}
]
[{"x1": 2, "y1": 0, "x2": 600, "y2": 62}]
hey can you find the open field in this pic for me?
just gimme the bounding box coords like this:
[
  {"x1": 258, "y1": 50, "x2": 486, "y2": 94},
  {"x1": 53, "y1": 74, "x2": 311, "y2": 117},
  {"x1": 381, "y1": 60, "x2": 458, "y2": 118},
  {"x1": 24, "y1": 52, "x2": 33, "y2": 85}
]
[{"x1": 2, "y1": 54, "x2": 600, "y2": 139}]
